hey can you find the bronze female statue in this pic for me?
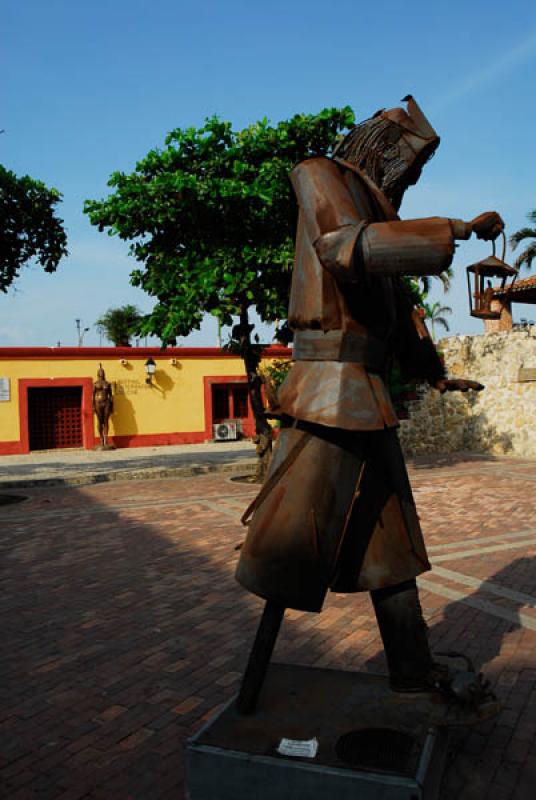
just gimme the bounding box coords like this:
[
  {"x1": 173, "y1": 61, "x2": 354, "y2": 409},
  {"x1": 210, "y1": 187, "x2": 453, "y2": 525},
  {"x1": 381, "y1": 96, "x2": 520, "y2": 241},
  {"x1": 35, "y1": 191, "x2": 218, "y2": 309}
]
[{"x1": 93, "y1": 364, "x2": 114, "y2": 449}]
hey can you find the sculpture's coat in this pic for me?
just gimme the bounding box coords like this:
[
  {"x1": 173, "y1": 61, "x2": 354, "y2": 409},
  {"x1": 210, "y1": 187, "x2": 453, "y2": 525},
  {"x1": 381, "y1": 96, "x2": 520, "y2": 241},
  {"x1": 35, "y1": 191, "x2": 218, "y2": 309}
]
[{"x1": 236, "y1": 156, "x2": 462, "y2": 612}]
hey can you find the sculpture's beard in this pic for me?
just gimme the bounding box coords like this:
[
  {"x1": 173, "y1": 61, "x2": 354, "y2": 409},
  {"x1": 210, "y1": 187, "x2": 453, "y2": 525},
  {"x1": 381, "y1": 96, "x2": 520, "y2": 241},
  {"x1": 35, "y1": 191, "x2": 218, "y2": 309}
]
[
  {"x1": 387, "y1": 183, "x2": 406, "y2": 212},
  {"x1": 334, "y1": 118, "x2": 437, "y2": 211}
]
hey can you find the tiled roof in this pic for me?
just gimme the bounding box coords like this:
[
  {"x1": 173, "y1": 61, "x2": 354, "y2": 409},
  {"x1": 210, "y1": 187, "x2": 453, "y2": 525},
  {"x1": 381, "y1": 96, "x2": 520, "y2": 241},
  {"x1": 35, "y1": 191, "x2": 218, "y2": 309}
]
[{"x1": 493, "y1": 274, "x2": 536, "y2": 296}]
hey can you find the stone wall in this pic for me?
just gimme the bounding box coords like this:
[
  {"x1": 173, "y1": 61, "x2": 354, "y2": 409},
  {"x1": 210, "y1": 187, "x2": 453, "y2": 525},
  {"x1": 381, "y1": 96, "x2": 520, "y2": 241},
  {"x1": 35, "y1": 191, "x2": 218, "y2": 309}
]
[
  {"x1": 399, "y1": 329, "x2": 536, "y2": 457},
  {"x1": 483, "y1": 298, "x2": 513, "y2": 333}
]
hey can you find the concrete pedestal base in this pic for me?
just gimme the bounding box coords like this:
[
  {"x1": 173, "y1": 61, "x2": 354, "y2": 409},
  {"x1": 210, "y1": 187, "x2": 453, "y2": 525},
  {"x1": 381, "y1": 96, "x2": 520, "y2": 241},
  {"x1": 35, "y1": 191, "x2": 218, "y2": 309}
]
[{"x1": 185, "y1": 664, "x2": 449, "y2": 800}]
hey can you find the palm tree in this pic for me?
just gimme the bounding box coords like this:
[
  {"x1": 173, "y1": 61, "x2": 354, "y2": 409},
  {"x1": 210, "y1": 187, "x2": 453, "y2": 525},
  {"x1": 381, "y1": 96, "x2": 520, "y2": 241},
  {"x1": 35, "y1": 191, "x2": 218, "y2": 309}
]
[
  {"x1": 419, "y1": 266, "x2": 453, "y2": 296},
  {"x1": 95, "y1": 305, "x2": 142, "y2": 347},
  {"x1": 425, "y1": 301, "x2": 452, "y2": 341},
  {"x1": 510, "y1": 209, "x2": 536, "y2": 271}
]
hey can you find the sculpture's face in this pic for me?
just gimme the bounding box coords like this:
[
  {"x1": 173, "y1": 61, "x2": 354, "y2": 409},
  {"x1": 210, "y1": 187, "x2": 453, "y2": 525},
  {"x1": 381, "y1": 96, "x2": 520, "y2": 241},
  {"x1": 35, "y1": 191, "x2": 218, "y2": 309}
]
[
  {"x1": 370, "y1": 123, "x2": 440, "y2": 210},
  {"x1": 334, "y1": 97, "x2": 439, "y2": 210},
  {"x1": 97, "y1": 369, "x2": 105, "y2": 381},
  {"x1": 386, "y1": 146, "x2": 427, "y2": 210}
]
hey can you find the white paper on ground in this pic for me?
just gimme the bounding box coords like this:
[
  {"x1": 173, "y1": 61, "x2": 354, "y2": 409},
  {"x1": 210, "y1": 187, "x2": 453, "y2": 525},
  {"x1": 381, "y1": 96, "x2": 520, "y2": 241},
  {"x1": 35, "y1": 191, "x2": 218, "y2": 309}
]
[{"x1": 277, "y1": 737, "x2": 319, "y2": 758}]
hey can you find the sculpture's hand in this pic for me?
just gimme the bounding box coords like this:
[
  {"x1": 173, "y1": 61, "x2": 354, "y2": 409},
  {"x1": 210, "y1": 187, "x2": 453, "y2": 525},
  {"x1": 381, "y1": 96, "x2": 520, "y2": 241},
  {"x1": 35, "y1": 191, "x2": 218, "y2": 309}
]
[
  {"x1": 435, "y1": 378, "x2": 485, "y2": 393},
  {"x1": 470, "y1": 212, "x2": 504, "y2": 241}
]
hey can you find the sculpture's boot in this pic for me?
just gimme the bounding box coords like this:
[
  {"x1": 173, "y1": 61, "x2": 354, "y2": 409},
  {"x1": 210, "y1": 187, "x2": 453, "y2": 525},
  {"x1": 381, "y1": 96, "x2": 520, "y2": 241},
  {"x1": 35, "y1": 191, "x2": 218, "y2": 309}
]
[
  {"x1": 371, "y1": 579, "x2": 434, "y2": 692},
  {"x1": 371, "y1": 579, "x2": 501, "y2": 725}
]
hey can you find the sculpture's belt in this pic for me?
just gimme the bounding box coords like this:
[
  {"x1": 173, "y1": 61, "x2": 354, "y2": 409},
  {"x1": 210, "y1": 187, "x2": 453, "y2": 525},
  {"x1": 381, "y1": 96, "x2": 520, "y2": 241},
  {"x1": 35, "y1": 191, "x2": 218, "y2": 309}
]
[{"x1": 293, "y1": 330, "x2": 388, "y2": 372}]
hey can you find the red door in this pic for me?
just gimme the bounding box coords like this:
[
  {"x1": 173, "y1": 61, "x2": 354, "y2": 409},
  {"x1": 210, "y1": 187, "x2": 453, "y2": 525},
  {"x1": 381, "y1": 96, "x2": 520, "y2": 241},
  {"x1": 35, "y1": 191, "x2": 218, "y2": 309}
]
[{"x1": 28, "y1": 387, "x2": 83, "y2": 450}]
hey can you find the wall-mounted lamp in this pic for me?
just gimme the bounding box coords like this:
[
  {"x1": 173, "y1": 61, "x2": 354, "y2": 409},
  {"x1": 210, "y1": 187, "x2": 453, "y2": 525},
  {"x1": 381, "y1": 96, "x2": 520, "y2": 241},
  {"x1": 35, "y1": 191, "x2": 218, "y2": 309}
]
[
  {"x1": 145, "y1": 357, "x2": 156, "y2": 384},
  {"x1": 169, "y1": 358, "x2": 178, "y2": 366},
  {"x1": 119, "y1": 359, "x2": 129, "y2": 366}
]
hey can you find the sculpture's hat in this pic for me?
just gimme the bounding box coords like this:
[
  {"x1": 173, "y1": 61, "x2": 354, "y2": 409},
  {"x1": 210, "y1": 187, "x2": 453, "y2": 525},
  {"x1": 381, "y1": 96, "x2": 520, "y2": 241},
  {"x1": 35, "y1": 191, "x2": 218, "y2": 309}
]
[
  {"x1": 377, "y1": 95, "x2": 439, "y2": 163},
  {"x1": 332, "y1": 95, "x2": 440, "y2": 198}
]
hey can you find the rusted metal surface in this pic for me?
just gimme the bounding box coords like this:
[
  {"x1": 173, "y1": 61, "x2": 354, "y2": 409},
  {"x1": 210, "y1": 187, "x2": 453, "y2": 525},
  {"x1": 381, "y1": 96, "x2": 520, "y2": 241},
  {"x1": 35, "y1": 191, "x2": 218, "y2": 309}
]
[
  {"x1": 236, "y1": 600, "x2": 285, "y2": 715},
  {"x1": 235, "y1": 426, "x2": 430, "y2": 612},
  {"x1": 237, "y1": 98, "x2": 463, "y2": 610},
  {"x1": 276, "y1": 361, "x2": 399, "y2": 430},
  {"x1": 358, "y1": 217, "x2": 455, "y2": 277},
  {"x1": 466, "y1": 232, "x2": 517, "y2": 319},
  {"x1": 237, "y1": 96, "x2": 506, "y2": 612},
  {"x1": 235, "y1": 97, "x2": 504, "y2": 715}
]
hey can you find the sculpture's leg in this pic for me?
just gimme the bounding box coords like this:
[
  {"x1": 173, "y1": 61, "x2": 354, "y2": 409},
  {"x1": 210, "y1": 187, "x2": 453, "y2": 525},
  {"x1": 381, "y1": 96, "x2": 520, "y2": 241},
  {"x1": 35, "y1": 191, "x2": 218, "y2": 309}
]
[
  {"x1": 96, "y1": 409, "x2": 105, "y2": 446},
  {"x1": 371, "y1": 579, "x2": 434, "y2": 691},
  {"x1": 236, "y1": 600, "x2": 285, "y2": 715},
  {"x1": 371, "y1": 579, "x2": 502, "y2": 724}
]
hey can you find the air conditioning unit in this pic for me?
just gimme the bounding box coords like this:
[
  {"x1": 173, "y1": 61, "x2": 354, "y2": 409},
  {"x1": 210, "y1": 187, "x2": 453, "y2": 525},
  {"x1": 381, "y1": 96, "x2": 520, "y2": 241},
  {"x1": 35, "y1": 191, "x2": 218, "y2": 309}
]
[{"x1": 213, "y1": 421, "x2": 238, "y2": 441}]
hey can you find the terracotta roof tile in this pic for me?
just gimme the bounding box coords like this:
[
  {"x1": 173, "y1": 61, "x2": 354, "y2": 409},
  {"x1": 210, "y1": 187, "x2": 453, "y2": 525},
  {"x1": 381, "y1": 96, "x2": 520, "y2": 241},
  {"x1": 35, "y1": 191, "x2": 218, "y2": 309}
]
[{"x1": 493, "y1": 274, "x2": 536, "y2": 296}]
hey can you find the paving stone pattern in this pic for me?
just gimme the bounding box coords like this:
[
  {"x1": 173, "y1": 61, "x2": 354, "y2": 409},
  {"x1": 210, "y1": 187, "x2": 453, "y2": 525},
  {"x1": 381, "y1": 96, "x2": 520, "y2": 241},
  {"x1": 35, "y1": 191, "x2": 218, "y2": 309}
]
[
  {"x1": 1, "y1": 454, "x2": 535, "y2": 799},
  {"x1": 0, "y1": 441, "x2": 256, "y2": 489}
]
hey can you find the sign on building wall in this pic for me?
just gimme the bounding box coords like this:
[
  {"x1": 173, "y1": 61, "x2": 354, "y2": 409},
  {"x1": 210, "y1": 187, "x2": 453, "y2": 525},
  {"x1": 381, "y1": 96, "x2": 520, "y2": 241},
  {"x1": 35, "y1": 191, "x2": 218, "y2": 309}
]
[
  {"x1": 518, "y1": 368, "x2": 536, "y2": 382},
  {"x1": 0, "y1": 378, "x2": 10, "y2": 402},
  {"x1": 114, "y1": 379, "x2": 147, "y2": 395}
]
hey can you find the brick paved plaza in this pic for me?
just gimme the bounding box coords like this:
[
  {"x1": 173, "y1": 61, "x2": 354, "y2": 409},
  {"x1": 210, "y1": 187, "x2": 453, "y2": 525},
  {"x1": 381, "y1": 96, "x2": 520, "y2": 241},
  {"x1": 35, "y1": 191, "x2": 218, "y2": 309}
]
[{"x1": 1, "y1": 454, "x2": 536, "y2": 800}]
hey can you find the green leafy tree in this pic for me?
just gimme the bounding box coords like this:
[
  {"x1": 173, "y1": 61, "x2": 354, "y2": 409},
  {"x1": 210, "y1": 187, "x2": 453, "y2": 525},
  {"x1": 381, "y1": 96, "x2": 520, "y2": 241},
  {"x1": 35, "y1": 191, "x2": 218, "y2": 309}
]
[
  {"x1": 84, "y1": 108, "x2": 355, "y2": 475},
  {"x1": 424, "y1": 300, "x2": 452, "y2": 341},
  {"x1": 0, "y1": 165, "x2": 68, "y2": 292},
  {"x1": 510, "y1": 209, "x2": 536, "y2": 271},
  {"x1": 95, "y1": 304, "x2": 142, "y2": 347},
  {"x1": 258, "y1": 357, "x2": 293, "y2": 411}
]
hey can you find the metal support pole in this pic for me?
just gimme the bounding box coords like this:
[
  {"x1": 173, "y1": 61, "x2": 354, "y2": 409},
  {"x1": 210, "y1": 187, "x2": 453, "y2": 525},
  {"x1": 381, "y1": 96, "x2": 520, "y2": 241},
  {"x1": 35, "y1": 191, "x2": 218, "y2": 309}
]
[{"x1": 236, "y1": 600, "x2": 285, "y2": 715}]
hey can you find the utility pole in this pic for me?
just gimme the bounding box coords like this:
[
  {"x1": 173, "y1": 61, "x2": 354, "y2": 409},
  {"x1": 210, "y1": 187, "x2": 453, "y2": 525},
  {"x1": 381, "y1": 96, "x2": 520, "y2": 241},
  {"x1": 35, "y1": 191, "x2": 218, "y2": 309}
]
[{"x1": 75, "y1": 319, "x2": 90, "y2": 347}]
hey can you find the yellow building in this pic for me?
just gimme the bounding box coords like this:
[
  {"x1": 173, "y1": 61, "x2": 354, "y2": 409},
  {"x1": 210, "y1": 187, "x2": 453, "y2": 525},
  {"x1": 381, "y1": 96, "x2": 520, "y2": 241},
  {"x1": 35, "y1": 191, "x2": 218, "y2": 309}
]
[{"x1": 0, "y1": 345, "x2": 290, "y2": 455}]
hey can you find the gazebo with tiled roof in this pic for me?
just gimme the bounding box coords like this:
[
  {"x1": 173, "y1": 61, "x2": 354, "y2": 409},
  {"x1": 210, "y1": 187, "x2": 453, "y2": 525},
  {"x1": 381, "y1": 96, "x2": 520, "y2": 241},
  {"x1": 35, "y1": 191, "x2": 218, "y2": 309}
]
[{"x1": 484, "y1": 274, "x2": 536, "y2": 332}]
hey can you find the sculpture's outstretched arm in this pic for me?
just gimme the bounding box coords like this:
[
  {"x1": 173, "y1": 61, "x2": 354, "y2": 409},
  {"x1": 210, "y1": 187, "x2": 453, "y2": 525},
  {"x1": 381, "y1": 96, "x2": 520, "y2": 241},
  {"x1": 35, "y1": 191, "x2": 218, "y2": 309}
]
[
  {"x1": 291, "y1": 157, "x2": 504, "y2": 282},
  {"x1": 355, "y1": 213, "x2": 504, "y2": 278}
]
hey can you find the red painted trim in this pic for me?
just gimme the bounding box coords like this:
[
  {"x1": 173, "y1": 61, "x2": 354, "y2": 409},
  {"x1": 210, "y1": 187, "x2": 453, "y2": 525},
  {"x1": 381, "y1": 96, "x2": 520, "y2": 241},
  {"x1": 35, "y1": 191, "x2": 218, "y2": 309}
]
[
  {"x1": 107, "y1": 431, "x2": 211, "y2": 449},
  {"x1": 18, "y1": 378, "x2": 94, "y2": 454},
  {"x1": 0, "y1": 429, "x2": 253, "y2": 456},
  {"x1": 0, "y1": 440, "x2": 25, "y2": 455},
  {"x1": 203, "y1": 375, "x2": 256, "y2": 440},
  {"x1": 0, "y1": 346, "x2": 291, "y2": 360}
]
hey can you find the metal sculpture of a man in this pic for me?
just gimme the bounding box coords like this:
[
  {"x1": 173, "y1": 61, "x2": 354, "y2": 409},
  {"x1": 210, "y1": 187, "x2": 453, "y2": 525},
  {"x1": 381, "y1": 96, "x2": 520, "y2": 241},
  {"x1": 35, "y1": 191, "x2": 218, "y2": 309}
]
[{"x1": 235, "y1": 96, "x2": 501, "y2": 721}]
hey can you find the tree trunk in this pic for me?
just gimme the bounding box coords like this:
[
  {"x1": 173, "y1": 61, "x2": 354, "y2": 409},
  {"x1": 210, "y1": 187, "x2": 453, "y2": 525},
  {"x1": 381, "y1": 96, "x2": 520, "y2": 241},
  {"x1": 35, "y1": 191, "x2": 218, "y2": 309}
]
[{"x1": 237, "y1": 305, "x2": 272, "y2": 483}]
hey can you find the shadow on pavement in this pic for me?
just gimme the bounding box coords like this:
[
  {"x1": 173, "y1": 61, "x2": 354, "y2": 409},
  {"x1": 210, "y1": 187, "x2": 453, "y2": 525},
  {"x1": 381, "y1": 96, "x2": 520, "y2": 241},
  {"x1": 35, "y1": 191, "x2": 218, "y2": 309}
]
[
  {"x1": 1, "y1": 480, "x2": 261, "y2": 798},
  {"x1": 1, "y1": 479, "x2": 533, "y2": 800},
  {"x1": 363, "y1": 556, "x2": 535, "y2": 800},
  {"x1": 0, "y1": 478, "x2": 366, "y2": 799}
]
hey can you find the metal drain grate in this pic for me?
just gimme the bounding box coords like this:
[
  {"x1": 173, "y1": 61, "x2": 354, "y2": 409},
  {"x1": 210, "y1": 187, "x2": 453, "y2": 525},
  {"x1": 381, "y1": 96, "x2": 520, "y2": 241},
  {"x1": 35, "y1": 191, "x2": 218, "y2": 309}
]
[{"x1": 336, "y1": 727, "x2": 416, "y2": 772}]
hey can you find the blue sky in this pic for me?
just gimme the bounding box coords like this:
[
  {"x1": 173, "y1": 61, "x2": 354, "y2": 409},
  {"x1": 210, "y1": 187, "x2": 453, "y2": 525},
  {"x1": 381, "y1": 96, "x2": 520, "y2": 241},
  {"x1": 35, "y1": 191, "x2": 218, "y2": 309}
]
[{"x1": 2, "y1": 0, "x2": 536, "y2": 347}]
